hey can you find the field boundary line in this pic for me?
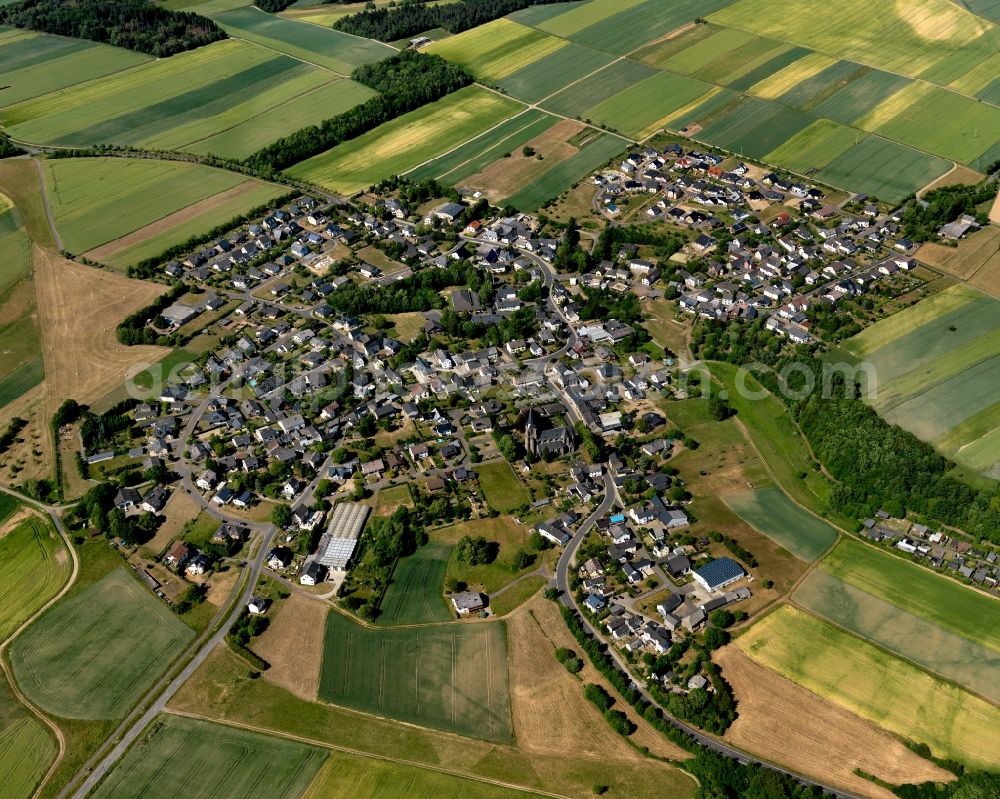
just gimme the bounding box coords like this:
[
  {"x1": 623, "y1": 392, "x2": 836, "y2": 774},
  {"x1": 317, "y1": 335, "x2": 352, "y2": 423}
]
[
  {"x1": 223, "y1": 34, "x2": 351, "y2": 78},
  {"x1": 163, "y1": 707, "x2": 573, "y2": 799},
  {"x1": 31, "y1": 159, "x2": 62, "y2": 253}
]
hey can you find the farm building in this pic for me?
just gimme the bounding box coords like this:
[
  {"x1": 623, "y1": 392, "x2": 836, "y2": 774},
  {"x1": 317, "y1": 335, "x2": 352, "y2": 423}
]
[
  {"x1": 692, "y1": 557, "x2": 746, "y2": 593},
  {"x1": 313, "y1": 501, "x2": 371, "y2": 572},
  {"x1": 451, "y1": 591, "x2": 486, "y2": 615}
]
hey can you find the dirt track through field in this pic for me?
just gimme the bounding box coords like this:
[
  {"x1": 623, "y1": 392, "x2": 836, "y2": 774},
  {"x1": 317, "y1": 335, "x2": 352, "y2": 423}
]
[{"x1": 716, "y1": 646, "x2": 953, "y2": 799}]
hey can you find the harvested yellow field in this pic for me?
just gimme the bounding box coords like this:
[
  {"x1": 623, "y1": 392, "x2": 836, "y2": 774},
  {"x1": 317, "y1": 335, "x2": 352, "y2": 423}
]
[
  {"x1": 749, "y1": 53, "x2": 838, "y2": 99},
  {"x1": 717, "y1": 647, "x2": 953, "y2": 799},
  {"x1": 737, "y1": 606, "x2": 1000, "y2": 769}
]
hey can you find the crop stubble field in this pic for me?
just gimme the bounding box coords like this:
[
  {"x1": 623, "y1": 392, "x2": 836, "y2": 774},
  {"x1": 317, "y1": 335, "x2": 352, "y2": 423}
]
[
  {"x1": 10, "y1": 568, "x2": 194, "y2": 719},
  {"x1": 319, "y1": 610, "x2": 512, "y2": 741},
  {"x1": 737, "y1": 606, "x2": 1000, "y2": 768}
]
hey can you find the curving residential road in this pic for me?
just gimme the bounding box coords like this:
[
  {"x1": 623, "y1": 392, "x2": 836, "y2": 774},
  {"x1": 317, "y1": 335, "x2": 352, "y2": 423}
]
[
  {"x1": 552, "y1": 472, "x2": 864, "y2": 799},
  {"x1": 66, "y1": 524, "x2": 277, "y2": 799}
]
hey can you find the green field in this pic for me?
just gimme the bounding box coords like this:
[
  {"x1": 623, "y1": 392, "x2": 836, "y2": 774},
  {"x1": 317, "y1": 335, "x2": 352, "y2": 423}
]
[
  {"x1": 584, "y1": 70, "x2": 713, "y2": 139},
  {"x1": 693, "y1": 37, "x2": 791, "y2": 85},
  {"x1": 0, "y1": 211, "x2": 40, "y2": 395},
  {"x1": 0, "y1": 30, "x2": 150, "y2": 108},
  {"x1": 642, "y1": 26, "x2": 756, "y2": 72},
  {"x1": 406, "y1": 110, "x2": 558, "y2": 184},
  {"x1": 503, "y1": 131, "x2": 625, "y2": 209},
  {"x1": 303, "y1": 751, "x2": 548, "y2": 799},
  {"x1": 475, "y1": 461, "x2": 530, "y2": 512},
  {"x1": 10, "y1": 568, "x2": 194, "y2": 719},
  {"x1": 289, "y1": 86, "x2": 524, "y2": 193},
  {"x1": 771, "y1": 60, "x2": 870, "y2": 110},
  {"x1": 820, "y1": 537, "x2": 1000, "y2": 653},
  {"x1": 710, "y1": 0, "x2": 997, "y2": 78},
  {"x1": 0, "y1": 513, "x2": 71, "y2": 642},
  {"x1": 697, "y1": 96, "x2": 814, "y2": 159},
  {"x1": 496, "y1": 43, "x2": 615, "y2": 103},
  {"x1": 541, "y1": 58, "x2": 659, "y2": 119},
  {"x1": 534, "y1": 0, "x2": 645, "y2": 38},
  {"x1": 212, "y1": 6, "x2": 394, "y2": 75},
  {"x1": 185, "y1": 78, "x2": 376, "y2": 160},
  {"x1": 811, "y1": 69, "x2": 912, "y2": 125},
  {"x1": 3, "y1": 39, "x2": 357, "y2": 158},
  {"x1": 842, "y1": 284, "x2": 981, "y2": 357},
  {"x1": 794, "y1": 568, "x2": 1000, "y2": 704},
  {"x1": 738, "y1": 606, "x2": 1000, "y2": 768},
  {"x1": 856, "y1": 81, "x2": 1000, "y2": 164},
  {"x1": 723, "y1": 488, "x2": 838, "y2": 561},
  {"x1": 91, "y1": 714, "x2": 327, "y2": 799},
  {"x1": 425, "y1": 19, "x2": 566, "y2": 81},
  {"x1": 41, "y1": 158, "x2": 269, "y2": 255},
  {"x1": 764, "y1": 119, "x2": 860, "y2": 173},
  {"x1": 816, "y1": 135, "x2": 951, "y2": 203},
  {"x1": 0, "y1": 674, "x2": 57, "y2": 799},
  {"x1": 564, "y1": 0, "x2": 735, "y2": 55},
  {"x1": 319, "y1": 611, "x2": 512, "y2": 741},
  {"x1": 377, "y1": 542, "x2": 452, "y2": 625}
]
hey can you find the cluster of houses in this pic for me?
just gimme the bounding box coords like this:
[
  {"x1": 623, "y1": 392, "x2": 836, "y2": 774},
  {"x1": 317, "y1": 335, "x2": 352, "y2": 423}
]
[
  {"x1": 862, "y1": 511, "x2": 1000, "y2": 591},
  {"x1": 594, "y1": 145, "x2": 925, "y2": 345}
]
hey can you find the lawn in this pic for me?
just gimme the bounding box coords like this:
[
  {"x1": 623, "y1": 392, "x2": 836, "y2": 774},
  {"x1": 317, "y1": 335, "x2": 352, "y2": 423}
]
[
  {"x1": 303, "y1": 750, "x2": 548, "y2": 799},
  {"x1": 816, "y1": 135, "x2": 951, "y2": 203},
  {"x1": 475, "y1": 461, "x2": 530, "y2": 512},
  {"x1": 0, "y1": 513, "x2": 72, "y2": 642},
  {"x1": 3, "y1": 39, "x2": 349, "y2": 159},
  {"x1": 288, "y1": 86, "x2": 524, "y2": 193},
  {"x1": 820, "y1": 537, "x2": 1000, "y2": 653},
  {"x1": 212, "y1": 6, "x2": 395, "y2": 75},
  {"x1": 709, "y1": 0, "x2": 995, "y2": 78},
  {"x1": 723, "y1": 487, "x2": 837, "y2": 561},
  {"x1": 763, "y1": 119, "x2": 860, "y2": 174},
  {"x1": 319, "y1": 611, "x2": 512, "y2": 741},
  {"x1": 425, "y1": 19, "x2": 566, "y2": 81},
  {"x1": 737, "y1": 606, "x2": 1000, "y2": 768},
  {"x1": 91, "y1": 714, "x2": 327, "y2": 799},
  {"x1": 0, "y1": 31, "x2": 150, "y2": 109},
  {"x1": 41, "y1": 158, "x2": 249, "y2": 254},
  {"x1": 9, "y1": 568, "x2": 194, "y2": 719},
  {"x1": 584, "y1": 70, "x2": 714, "y2": 139},
  {"x1": 377, "y1": 542, "x2": 452, "y2": 625},
  {"x1": 794, "y1": 568, "x2": 1000, "y2": 704},
  {"x1": 0, "y1": 674, "x2": 57, "y2": 799}
]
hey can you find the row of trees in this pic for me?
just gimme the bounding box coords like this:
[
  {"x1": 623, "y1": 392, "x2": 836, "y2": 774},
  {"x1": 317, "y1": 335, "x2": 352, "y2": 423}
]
[
  {"x1": 0, "y1": 0, "x2": 225, "y2": 57},
  {"x1": 244, "y1": 52, "x2": 472, "y2": 173},
  {"x1": 116, "y1": 283, "x2": 185, "y2": 346},
  {"x1": 0, "y1": 133, "x2": 23, "y2": 159},
  {"x1": 333, "y1": 0, "x2": 567, "y2": 41},
  {"x1": 900, "y1": 180, "x2": 997, "y2": 242}
]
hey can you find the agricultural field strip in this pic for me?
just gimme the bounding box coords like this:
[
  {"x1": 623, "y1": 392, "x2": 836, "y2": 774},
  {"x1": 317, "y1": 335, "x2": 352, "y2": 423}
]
[
  {"x1": 794, "y1": 568, "x2": 1000, "y2": 704},
  {"x1": 737, "y1": 605, "x2": 1000, "y2": 768},
  {"x1": 0, "y1": 515, "x2": 71, "y2": 642},
  {"x1": 722, "y1": 487, "x2": 837, "y2": 562},
  {"x1": 820, "y1": 537, "x2": 1000, "y2": 653}
]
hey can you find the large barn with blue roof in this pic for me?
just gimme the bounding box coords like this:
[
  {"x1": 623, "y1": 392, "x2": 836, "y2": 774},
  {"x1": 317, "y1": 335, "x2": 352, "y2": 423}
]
[{"x1": 692, "y1": 556, "x2": 746, "y2": 592}]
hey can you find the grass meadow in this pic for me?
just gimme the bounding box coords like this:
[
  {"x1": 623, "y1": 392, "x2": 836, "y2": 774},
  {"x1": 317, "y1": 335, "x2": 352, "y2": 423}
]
[
  {"x1": 288, "y1": 86, "x2": 524, "y2": 193},
  {"x1": 377, "y1": 542, "x2": 452, "y2": 625},
  {"x1": 794, "y1": 568, "x2": 1000, "y2": 703},
  {"x1": 319, "y1": 611, "x2": 512, "y2": 741},
  {"x1": 738, "y1": 606, "x2": 1000, "y2": 768},
  {"x1": 91, "y1": 714, "x2": 327, "y2": 799},
  {"x1": 434, "y1": 517, "x2": 537, "y2": 595},
  {"x1": 0, "y1": 513, "x2": 71, "y2": 642},
  {"x1": 0, "y1": 212, "x2": 41, "y2": 398},
  {"x1": 723, "y1": 488, "x2": 837, "y2": 561},
  {"x1": 10, "y1": 568, "x2": 193, "y2": 719},
  {"x1": 474, "y1": 461, "x2": 530, "y2": 512}
]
